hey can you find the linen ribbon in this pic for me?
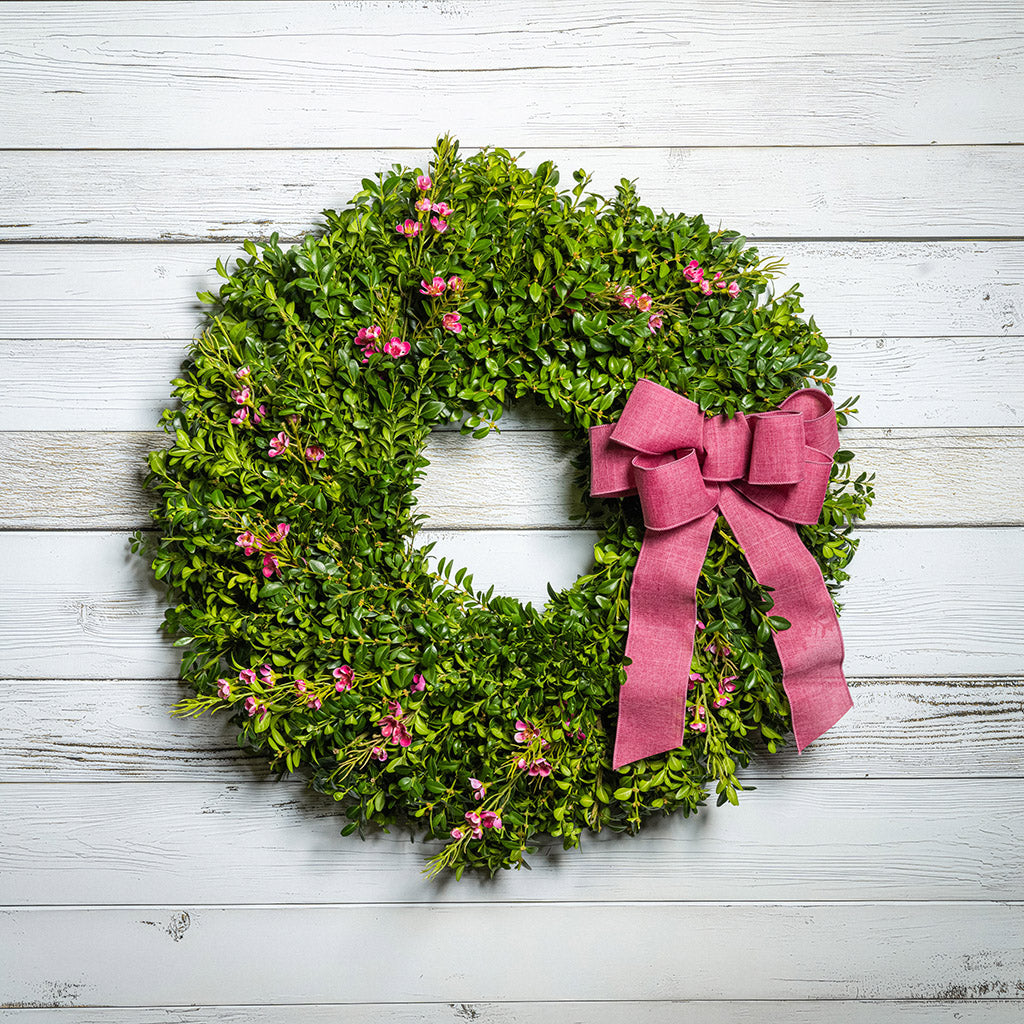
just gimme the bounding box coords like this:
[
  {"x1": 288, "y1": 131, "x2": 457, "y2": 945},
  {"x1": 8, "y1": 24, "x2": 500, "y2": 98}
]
[{"x1": 590, "y1": 378, "x2": 853, "y2": 769}]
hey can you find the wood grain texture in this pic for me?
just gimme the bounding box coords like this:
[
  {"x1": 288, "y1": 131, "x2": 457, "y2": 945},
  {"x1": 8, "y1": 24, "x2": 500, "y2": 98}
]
[
  {"x1": 4, "y1": 678, "x2": 1019, "y2": 782},
  {"x1": 2, "y1": 2, "x2": 1021, "y2": 147},
  {"x1": 2, "y1": 904, "x2": 1022, "y2": 1003},
  {"x1": 1, "y1": 242, "x2": 1021, "y2": 340},
  {"x1": 0, "y1": 528, "x2": 1020, "y2": 680},
  {"x1": 3, "y1": 336, "x2": 1019, "y2": 431},
  {"x1": 0, "y1": 427, "x2": 1016, "y2": 529},
  {"x1": 2, "y1": 1005, "x2": 1023, "y2": 1024},
  {"x1": 2, "y1": 779, "x2": 1023, "y2": 904},
  {"x1": 4, "y1": 146, "x2": 1022, "y2": 241}
]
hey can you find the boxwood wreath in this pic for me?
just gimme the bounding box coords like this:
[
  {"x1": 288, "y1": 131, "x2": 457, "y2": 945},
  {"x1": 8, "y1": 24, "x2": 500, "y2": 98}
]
[{"x1": 138, "y1": 135, "x2": 874, "y2": 878}]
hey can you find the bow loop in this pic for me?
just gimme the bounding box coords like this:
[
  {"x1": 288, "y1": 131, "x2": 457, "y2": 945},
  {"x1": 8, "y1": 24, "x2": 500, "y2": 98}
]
[
  {"x1": 610, "y1": 377, "x2": 703, "y2": 455},
  {"x1": 632, "y1": 451, "x2": 720, "y2": 531},
  {"x1": 747, "y1": 410, "x2": 807, "y2": 485}
]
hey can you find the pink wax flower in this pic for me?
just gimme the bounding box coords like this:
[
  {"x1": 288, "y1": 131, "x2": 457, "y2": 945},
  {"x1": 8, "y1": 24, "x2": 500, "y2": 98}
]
[
  {"x1": 514, "y1": 719, "x2": 538, "y2": 744},
  {"x1": 415, "y1": 198, "x2": 432, "y2": 213},
  {"x1": 419, "y1": 276, "x2": 447, "y2": 296},
  {"x1": 307, "y1": 696, "x2": 322, "y2": 711},
  {"x1": 431, "y1": 201, "x2": 453, "y2": 217},
  {"x1": 688, "y1": 672, "x2": 704, "y2": 683},
  {"x1": 709, "y1": 643, "x2": 732, "y2": 657},
  {"x1": 647, "y1": 313, "x2": 664, "y2": 333},
  {"x1": 411, "y1": 673, "x2": 426, "y2": 692},
  {"x1": 689, "y1": 719, "x2": 708, "y2": 733},
  {"x1": 235, "y1": 366, "x2": 250, "y2": 379},
  {"x1": 261, "y1": 553, "x2": 280, "y2": 578},
  {"x1": 238, "y1": 668, "x2": 257, "y2": 686},
  {"x1": 396, "y1": 218, "x2": 422, "y2": 237},
  {"x1": 416, "y1": 174, "x2": 432, "y2": 191},
  {"x1": 447, "y1": 275, "x2": 464, "y2": 292},
  {"x1": 728, "y1": 281, "x2": 740, "y2": 298},
  {"x1": 636, "y1": 293, "x2": 653, "y2": 312},
  {"x1": 713, "y1": 691, "x2": 731, "y2": 708},
  {"x1": 383, "y1": 337, "x2": 411, "y2": 357},
  {"x1": 231, "y1": 386, "x2": 250, "y2": 404},
  {"x1": 429, "y1": 215, "x2": 449, "y2": 233},
  {"x1": 469, "y1": 777, "x2": 486, "y2": 800},
  {"x1": 683, "y1": 259, "x2": 703, "y2": 283},
  {"x1": 266, "y1": 523, "x2": 290, "y2": 543},
  {"x1": 696, "y1": 619, "x2": 707, "y2": 630},
  {"x1": 713, "y1": 271, "x2": 725, "y2": 289},
  {"x1": 294, "y1": 678, "x2": 307, "y2": 693},
  {"x1": 442, "y1": 311, "x2": 462, "y2": 333},
  {"x1": 244, "y1": 696, "x2": 258, "y2": 717},
  {"x1": 480, "y1": 810, "x2": 502, "y2": 830},
  {"x1": 235, "y1": 530, "x2": 261, "y2": 556},
  {"x1": 355, "y1": 325, "x2": 383, "y2": 346},
  {"x1": 618, "y1": 286, "x2": 636, "y2": 309},
  {"x1": 253, "y1": 404, "x2": 266, "y2": 425},
  {"x1": 259, "y1": 664, "x2": 275, "y2": 683},
  {"x1": 450, "y1": 827, "x2": 465, "y2": 839},
  {"x1": 699, "y1": 279, "x2": 713, "y2": 296},
  {"x1": 268, "y1": 432, "x2": 289, "y2": 457},
  {"x1": 722, "y1": 676, "x2": 738, "y2": 692},
  {"x1": 216, "y1": 678, "x2": 231, "y2": 698},
  {"x1": 464, "y1": 811, "x2": 484, "y2": 839},
  {"x1": 333, "y1": 665, "x2": 354, "y2": 692},
  {"x1": 305, "y1": 445, "x2": 326, "y2": 462},
  {"x1": 379, "y1": 701, "x2": 412, "y2": 747},
  {"x1": 229, "y1": 407, "x2": 249, "y2": 427},
  {"x1": 370, "y1": 746, "x2": 388, "y2": 763},
  {"x1": 517, "y1": 757, "x2": 553, "y2": 778}
]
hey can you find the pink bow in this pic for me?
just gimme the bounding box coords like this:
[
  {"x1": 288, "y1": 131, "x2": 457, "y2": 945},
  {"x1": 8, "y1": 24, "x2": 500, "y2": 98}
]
[{"x1": 590, "y1": 378, "x2": 853, "y2": 769}]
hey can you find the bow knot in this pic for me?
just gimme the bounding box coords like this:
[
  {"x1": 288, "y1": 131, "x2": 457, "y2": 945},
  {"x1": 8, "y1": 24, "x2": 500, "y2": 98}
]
[{"x1": 590, "y1": 378, "x2": 852, "y2": 769}]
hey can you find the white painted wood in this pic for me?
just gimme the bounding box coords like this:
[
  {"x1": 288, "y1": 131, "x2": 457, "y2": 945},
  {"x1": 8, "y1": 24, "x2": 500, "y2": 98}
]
[
  {"x1": 0, "y1": 242, "x2": 1020, "y2": 340},
  {"x1": 1, "y1": 903, "x2": 1021, "y2": 1003},
  {"x1": 3, "y1": 678, "x2": 1019, "y2": 782},
  {"x1": 4, "y1": 336, "x2": 1021, "y2": 431},
  {"x1": 0, "y1": 529, "x2": 1019, "y2": 679},
  {"x1": 1, "y1": 779, "x2": 1022, "y2": 904},
  {"x1": 4, "y1": 146, "x2": 1022, "y2": 241},
  {"x1": 0, "y1": 427, "x2": 1015, "y2": 529},
  {"x1": 1, "y1": 1005, "x2": 1021, "y2": 1023},
  {"x1": 2, "y1": 2, "x2": 1021, "y2": 147}
]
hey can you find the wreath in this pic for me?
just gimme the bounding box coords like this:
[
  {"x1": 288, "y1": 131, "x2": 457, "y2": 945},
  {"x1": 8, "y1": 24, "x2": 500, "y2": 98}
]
[{"x1": 139, "y1": 135, "x2": 874, "y2": 878}]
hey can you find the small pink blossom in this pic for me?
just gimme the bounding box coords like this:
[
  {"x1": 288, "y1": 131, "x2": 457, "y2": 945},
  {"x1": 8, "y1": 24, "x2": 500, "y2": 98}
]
[
  {"x1": 383, "y1": 336, "x2": 411, "y2": 357},
  {"x1": 268, "y1": 432, "x2": 289, "y2": 458},
  {"x1": 431, "y1": 201, "x2": 453, "y2": 217},
  {"x1": 229, "y1": 407, "x2": 249, "y2": 427},
  {"x1": 238, "y1": 668, "x2": 257, "y2": 686},
  {"x1": 416, "y1": 174, "x2": 432, "y2": 191},
  {"x1": 429, "y1": 215, "x2": 449, "y2": 233},
  {"x1": 683, "y1": 259, "x2": 704, "y2": 283},
  {"x1": 618, "y1": 287, "x2": 636, "y2": 309},
  {"x1": 355, "y1": 325, "x2": 383, "y2": 347},
  {"x1": 464, "y1": 811, "x2": 484, "y2": 839},
  {"x1": 411, "y1": 673, "x2": 426, "y2": 692},
  {"x1": 713, "y1": 693, "x2": 731, "y2": 709},
  {"x1": 216, "y1": 678, "x2": 231, "y2": 698},
  {"x1": 235, "y1": 366, "x2": 250, "y2": 379},
  {"x1": 253, "y1": 404, "x2": 266, "y2": 425},
  {"x1": 514, "y1": 719, "x2": 539, "y2": 744},
  {"x1": 244, "y1": 696, "x2": 259, "y2": 717},
  {"x1": 713, "y1": 271, "x2": 725, "y2": 289},
  {"x1": 647, "y1": 313, "x2": 664, "y2": 333},
  {"x1": 469, "y1": 777, "x2": 486, "y2": 800},
  {"x1": 261, "y1": 553, "x2": 280, "y2": 578},
  {"x1": 333, "y1": 665, "x2": 354, "y2": 692},
  {"x1": 370, "y1": 745, "x2": 388, "y2": 762},
  {"x1": 517, "y1": 756, "x2": 553, "y2": 777},
  {"x1": 396, "y1": 218, "x2": 422, "y2": 237},
  {"x1": 259, "y1": 664, "x2": 275, "y2": 684},
  {"x1": 480, "y1": 810, "x2": 502, "y2": 830},
  {"x1": 450, "y1": 827, "x2": 465, "y2": 839},
  {"x1": 722, "y1": 676, "x2": 738, "y2": 692},
  {"x1": 307, "y1": 696, "x2": 322, "y2": 711},
  {"x1": 708, "y1": 643, "x2": 732, "y2": 657},
  {"x1": 636, "y1": 293, "x2": 653, "y2": 312},
  {"x1": 688, "y1": 672, "x2": 704, "y2": 683},
  {"x1": 286, "y1": 414, "x2": 301, "y2": 428},
  {"x1": 699, "y1": 279, "x2": 713, "y2": 296},
  {"x1": 415, "y1": 197, "x2": 432, "y2": 212},
  {"x1": 696, "y1": 620, "x2": 707, "y2": 630},
  {"x1": 235, "y1": 530, "x2": 261, "y2": 556},
  {"x1": 689, "y1": 719, "x2": 708, "y2": 733},
  {"x1": 294, "y1": 678, "x2": 307, "y2": 693},
  {"x1": 305, "y1": 445, "x2": 326, "y2": 462},
  {"x1": 266, "y1": 522, "x2": 289, "y2": 543},
  {"x1": 442, "y1": 311, "x2": 462, "y2": 334},
  {"x1": 727, "y1": 281, "x2": 740, "y2": 298},
  {"x1": 419, "y1": 276, "x2": 447, "y2": 297},
  {"x1": 447, "y1": 275, "x2": 464, "y2": 292},
  {"x1": 379, "y1": 701, "x2": 412, "y2": 748},
  {"x1": 231, "y1": 386, "x2": 250, "y2": 404}
]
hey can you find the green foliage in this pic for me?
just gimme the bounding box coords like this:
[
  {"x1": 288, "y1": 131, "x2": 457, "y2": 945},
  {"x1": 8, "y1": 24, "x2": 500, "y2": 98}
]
[{"x1": 142, "y1": 135, "x2": 874, "y2": 877}]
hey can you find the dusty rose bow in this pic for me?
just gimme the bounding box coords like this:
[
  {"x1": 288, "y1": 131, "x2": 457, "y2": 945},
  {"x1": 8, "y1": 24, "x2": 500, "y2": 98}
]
[{"x1": 590, "y1": 378, "x2": 853, "y2": 769}]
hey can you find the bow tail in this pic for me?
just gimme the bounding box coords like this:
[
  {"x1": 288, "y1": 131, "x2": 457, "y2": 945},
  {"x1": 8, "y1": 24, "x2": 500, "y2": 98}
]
[
  {"x1": 612, "y1": 511, "x2": 718, "y2": 769},
  {"x1": 716, "y1": 487, "x2": 852, "y2": 752}
]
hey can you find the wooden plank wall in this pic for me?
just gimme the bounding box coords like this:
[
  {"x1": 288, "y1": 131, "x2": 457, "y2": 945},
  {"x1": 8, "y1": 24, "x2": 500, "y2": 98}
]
[{"x1": 1, "y1": 2, "x2": 1022, "y2": 1019}]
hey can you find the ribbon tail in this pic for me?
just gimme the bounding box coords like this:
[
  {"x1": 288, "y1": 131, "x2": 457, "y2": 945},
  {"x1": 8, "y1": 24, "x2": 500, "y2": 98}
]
[
  {"x1": 612, "y1": 511, "x2": 718, "y2": 769},
  {"x1": 717, "y1": 487, "x2": 852, "y2": 753}
]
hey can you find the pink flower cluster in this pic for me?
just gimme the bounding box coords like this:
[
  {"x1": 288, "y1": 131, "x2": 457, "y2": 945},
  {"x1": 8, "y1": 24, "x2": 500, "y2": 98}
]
[
  {"x1": 225, "y1": 664, "x2": 275, "y2": 721},
  {"x1": 353, "y1": 323, "x2": 410, "y2": 361},
  {"x1": 419, "y1": 274, "x2": 463, "y2": 298},
  {"x1": 378, "y1": 700, "x2": 412, "y2": 748},
  {"x1": 333, "y1": 664, "x2": 354, "y2": 692},
  {"x1": 689, "y1": 704, "x2": 707, "y2": 733},
  {"x1": 396, "y1": 174, "x2": 455, "y2": 237},
  {"x1": 713, "y1": 677, "x2": 738, "y2": 709},
  {"x1": 613, "y1": 282, "x2": 664, "y2": 334},
  {"x1": 235, "y1": 522, "x2": 289, "y2": 578},
  {"x1": 684, "y1": 259, "x2": 741, "y2": 299},
  {"x1": 517, "y1": 756, "x2": 553, "y2": 777},
  {"x1": 452, "y1": 808, "x2": 502, "y2": 840},
  {"x1": 228, "y1": 372, "x2": 266, "y2": 428}
]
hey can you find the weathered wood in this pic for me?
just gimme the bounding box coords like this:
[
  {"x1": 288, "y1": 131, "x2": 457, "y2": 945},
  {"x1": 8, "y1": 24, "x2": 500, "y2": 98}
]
[
  {"x1": 4, "y1": 146, "x2": 1023, "y2": 241},
  {"x1": 0, "y1": 529, "x2": 1020, "y2": 679},
  {"x1": 2, "y1": 2, "x2": 1021, "y2": 147},
  {"x1": 1, "y1": 1004, "x2": 1021, "y2": 1023},
  {"x1": 0, "y1": 427, "x2": 1016, "y2": 529},
  {"x1": 1, "y1": 903, "x2": 1021, "y2": 1003},
  {"x1": 3, "y1": 336, "x2": 1021, "y2": 431},
  {"x1": 3, "y1": 678, "x2": 1018, "y2": 782},
  {"x1": 2, "y1": 779, "x2": 1023, "y2": 904},
  {"x1": 0, "y1": 242, "x2": 1021, "y2": 340}
]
